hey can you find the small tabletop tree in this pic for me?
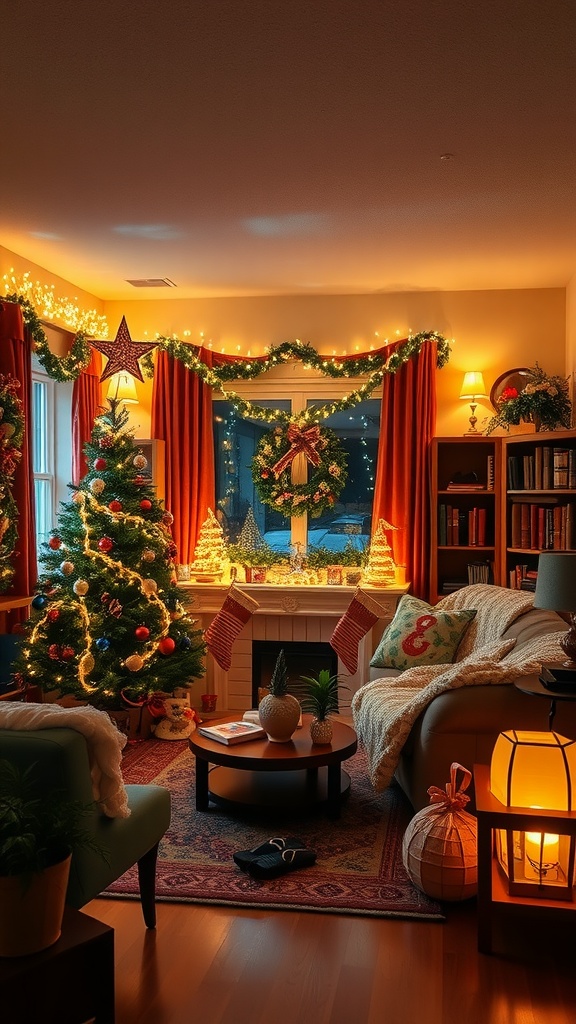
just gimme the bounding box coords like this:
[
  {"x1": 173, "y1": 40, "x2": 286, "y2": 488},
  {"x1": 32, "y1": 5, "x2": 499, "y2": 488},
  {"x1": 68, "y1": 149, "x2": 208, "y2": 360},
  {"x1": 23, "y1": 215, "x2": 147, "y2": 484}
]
[
  {"x1": 190, "y1": 509, "x2": 227, "y2": 579},
  {"x1": 12, "y1": 400, "x2": 205, "y2": 709}
]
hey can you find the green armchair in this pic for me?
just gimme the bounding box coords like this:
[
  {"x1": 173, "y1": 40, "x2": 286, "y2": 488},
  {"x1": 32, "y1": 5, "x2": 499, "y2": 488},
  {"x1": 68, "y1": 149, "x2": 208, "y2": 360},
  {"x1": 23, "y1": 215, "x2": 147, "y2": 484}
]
[{"x1": 0, "y1": 726, "x2": 171, "y2": 928}]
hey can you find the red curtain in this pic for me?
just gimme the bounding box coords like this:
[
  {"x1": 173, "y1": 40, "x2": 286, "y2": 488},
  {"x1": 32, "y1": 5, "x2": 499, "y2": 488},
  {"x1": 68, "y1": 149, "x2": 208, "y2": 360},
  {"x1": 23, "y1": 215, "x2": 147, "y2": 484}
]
[
  {"x1": 0, "y1": 301, "x2": 37, "y2": 624},
  {"x1": 372, "y1": 341, "x2": 437, "y2": 601},
  {"x1": 151, "y1": 350, "x2": 217, "y2": 569},
  {"x1": 72, "y1": 349, "x2": 102, "y2": 485}
]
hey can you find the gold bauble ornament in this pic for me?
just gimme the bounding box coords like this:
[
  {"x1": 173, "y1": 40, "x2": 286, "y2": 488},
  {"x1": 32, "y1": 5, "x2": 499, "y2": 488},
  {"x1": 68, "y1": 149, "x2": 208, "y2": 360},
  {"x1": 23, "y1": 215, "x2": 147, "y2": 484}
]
[
  {"x1": 72, "y1": 491, "x2": 84, "y2": 504},
  {"x1": 125, "y1": 654, "x2": 144, "y2": 672},
  {"x1": 73, "y1": 579, "x2": 89, "y2": 596},
  {"x1": 60, "y1": 561, "x2": 74, "y2": 575},
  {"x1": 90, "y1": 478, "x2": 105, "y2": 495},
  {"x1": 80, "y1": 651, "x2": 95, "y2": 675},
  {"x1": 133, "y1": 454, "x2": 148, "y2": 470},
  {"x1": 141, "y1": 549, "x2": 156, "y2": 562},
  {"x1": 141, "y1": 578, "x2": 158, "y2": 596}
]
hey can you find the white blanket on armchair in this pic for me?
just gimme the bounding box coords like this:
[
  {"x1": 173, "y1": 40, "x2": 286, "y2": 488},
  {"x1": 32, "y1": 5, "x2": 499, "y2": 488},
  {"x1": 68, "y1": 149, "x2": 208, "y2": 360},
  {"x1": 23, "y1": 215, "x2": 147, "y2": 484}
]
[
  {"x1": 0, "y1": 702, "x2": 130, "y2": 818},
  {"x1": 352, "y1": 585, "x2": 566, "y2": 793}
]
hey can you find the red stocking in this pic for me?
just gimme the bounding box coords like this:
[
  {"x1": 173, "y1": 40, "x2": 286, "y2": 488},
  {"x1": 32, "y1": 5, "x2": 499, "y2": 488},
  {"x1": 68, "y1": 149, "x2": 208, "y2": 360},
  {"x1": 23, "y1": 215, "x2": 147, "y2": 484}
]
[
  {"x1": 330, "y1": 589, "x2": 386, "y2": 674},
  {"x1": 205, "y1": 584, "x2": 259, "y2": 671}
]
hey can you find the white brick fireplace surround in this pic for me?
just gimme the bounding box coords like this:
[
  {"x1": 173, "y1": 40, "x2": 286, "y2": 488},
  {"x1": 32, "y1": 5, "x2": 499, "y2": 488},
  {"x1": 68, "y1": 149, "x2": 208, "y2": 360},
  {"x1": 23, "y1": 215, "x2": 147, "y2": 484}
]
[{"x1": 180, "y1": 583, "x2": 409, "y2": 714}]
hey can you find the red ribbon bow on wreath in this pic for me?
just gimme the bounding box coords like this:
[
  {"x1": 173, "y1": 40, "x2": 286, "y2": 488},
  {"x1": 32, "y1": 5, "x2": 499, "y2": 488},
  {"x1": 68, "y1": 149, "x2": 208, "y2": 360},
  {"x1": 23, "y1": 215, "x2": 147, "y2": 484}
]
[{"x1": 272, "y1": 423, "x2": 322, "y2": 479}]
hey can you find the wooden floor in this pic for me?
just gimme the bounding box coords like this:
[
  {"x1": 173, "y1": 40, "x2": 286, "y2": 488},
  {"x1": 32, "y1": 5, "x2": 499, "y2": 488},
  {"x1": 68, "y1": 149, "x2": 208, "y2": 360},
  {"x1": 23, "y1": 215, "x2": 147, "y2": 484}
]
[{"x1": 86, "y1": 894, "x2": 576, "y2": 1024}]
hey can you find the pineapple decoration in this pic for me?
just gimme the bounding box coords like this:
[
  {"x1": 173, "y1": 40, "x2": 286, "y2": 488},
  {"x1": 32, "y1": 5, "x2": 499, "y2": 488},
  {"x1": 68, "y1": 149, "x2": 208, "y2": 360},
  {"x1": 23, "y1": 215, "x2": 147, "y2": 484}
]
[
  {"x1": 364, "y1": 519, "x2": 398, "y2": 587},
  {"x1": 258, "y1": 648, "x2": 301, "y2": 743},
  {"x1": 190, "y1": 509, "x2": 228, "y2": 582},
  {"x1": 11, "y1": 400, "x2": 205, "y2": 709}
]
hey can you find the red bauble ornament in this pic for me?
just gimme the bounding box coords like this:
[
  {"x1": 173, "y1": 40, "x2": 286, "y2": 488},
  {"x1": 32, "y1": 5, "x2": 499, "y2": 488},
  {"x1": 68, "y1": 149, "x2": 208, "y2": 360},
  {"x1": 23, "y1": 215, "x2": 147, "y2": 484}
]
[
  {"x1": 109, "y1": 499, "x2": 122, "y2": 513},
  {"x1": 48, "y1": 536, "x2": 62, "y2": 550},
  {"x1": 158, "y1": 637, "x2": 176, "y2": 656},
  {"x1": 48, "y1": 644, "x2": 61, "y2": 660},
  {"x1": 61, "y1": 646, "x2": 75, "y2": 661},
  {"x1": 99, "y1": 434, "x2": 114, "y2": 449},
  {"x1": 94, "y1": 457, "x2": 107, "y2": 471},
  {"x1": 133, "y1": 475, "x2": 146, "y2": 486},
  {"x1": 135, "y1": 625, "x2": 150, "y2": 641},
  {"x1": 47, "y1": 608, "x2": 60, "y2": 622},
  {"x1": 98, "y1": 537, "x2": 113, "y2": 553},
  {"x1": 139, "y1": 499, "x2": 152, "y2": 511}
]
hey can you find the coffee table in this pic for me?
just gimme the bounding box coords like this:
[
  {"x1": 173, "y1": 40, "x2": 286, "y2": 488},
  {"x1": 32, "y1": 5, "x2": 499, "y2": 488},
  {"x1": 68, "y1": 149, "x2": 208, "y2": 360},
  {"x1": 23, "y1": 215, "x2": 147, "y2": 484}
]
[{"x1": 189, "y1": 714, "x2": 358, "y2": 819}]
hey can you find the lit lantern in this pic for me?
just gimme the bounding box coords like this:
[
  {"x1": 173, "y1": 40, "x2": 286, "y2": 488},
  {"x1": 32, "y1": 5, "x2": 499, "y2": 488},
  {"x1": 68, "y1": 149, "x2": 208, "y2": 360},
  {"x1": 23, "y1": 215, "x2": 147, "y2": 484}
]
[{"x1": 489, "y1": 730, "x2": 576, "y2": 900}]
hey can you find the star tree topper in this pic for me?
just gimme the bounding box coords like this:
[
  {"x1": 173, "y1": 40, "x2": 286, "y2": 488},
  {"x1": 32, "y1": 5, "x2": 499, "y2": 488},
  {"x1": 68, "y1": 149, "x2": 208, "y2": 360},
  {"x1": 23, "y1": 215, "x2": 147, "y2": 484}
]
[{"x1": 90, "y1": 316, "x2": 157, "y2": 383}]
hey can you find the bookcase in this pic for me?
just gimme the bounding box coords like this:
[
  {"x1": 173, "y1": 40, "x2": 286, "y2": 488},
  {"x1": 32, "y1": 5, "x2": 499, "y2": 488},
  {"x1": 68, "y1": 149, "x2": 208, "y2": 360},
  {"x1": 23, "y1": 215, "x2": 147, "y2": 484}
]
[
  {"x1": 430, "y1": 437, "x2": 501, "y2": 604},
  {"x1": 500, "y1": 428, "x2": 576, "y2": 591}
]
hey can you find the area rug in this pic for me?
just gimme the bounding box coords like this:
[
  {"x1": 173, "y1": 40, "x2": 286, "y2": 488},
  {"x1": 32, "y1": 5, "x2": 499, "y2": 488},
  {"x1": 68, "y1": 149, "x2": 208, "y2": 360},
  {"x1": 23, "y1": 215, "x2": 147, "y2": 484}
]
[{"x1": 105, "y1": 738, "x2": 444, "y2": 920}]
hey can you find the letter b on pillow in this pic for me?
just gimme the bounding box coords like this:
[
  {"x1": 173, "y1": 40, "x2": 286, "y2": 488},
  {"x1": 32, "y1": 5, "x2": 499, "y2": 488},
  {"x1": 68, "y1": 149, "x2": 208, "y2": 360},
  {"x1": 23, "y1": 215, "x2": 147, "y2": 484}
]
[{"x1": 370, "y1": 595, "x2": 477, "y2": 671}]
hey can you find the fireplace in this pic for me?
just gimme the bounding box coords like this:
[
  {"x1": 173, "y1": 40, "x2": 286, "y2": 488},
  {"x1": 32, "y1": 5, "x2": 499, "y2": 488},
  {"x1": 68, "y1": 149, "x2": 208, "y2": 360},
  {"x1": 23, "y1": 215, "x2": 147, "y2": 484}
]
[{"x1": 252, "y1": 640, "x2": 338, "y2": 707}]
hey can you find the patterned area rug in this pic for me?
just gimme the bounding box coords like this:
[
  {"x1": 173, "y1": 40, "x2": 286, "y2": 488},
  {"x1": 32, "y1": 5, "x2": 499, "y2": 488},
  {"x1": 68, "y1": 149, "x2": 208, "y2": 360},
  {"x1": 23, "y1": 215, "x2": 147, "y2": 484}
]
[{"x1": 106, "y1": 738, "x2": 444, "y2": 920}]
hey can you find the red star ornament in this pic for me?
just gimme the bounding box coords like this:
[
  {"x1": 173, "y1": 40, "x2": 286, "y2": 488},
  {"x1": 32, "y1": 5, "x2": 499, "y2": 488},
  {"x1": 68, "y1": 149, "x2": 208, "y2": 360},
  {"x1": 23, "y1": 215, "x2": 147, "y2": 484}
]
[{"x1": 90, "y1": 316, "x2": 157, "y2": 384}]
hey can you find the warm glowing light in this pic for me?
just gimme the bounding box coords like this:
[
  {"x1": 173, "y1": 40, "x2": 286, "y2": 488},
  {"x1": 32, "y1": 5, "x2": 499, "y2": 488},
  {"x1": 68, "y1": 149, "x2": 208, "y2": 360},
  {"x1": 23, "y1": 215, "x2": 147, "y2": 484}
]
[{"x1": 3, "y1": 271, "x2": 108, "y2": 336}]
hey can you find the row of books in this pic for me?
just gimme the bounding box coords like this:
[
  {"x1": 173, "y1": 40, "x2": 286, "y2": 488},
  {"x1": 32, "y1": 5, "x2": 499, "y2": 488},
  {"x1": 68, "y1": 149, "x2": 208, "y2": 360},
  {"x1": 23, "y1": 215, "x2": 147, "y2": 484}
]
[
  {"x1": 509, "y1": 565, "x2": 538, "y2": 591},
  {"x1": 445, "y1": 455, "x2": 495, "y2": 492},
  {"x1": 510, "y1": 501, "x2": 576, "y2": 551},
  {"x1": 507, "y1": 447, "x2": 576, "y2": 491},
  {"x1": 439, "y1": 562, "x2": 493, "y2": 594},
  {"x1": 438, "y1": 505, "x2": 489, "y2": 546}
]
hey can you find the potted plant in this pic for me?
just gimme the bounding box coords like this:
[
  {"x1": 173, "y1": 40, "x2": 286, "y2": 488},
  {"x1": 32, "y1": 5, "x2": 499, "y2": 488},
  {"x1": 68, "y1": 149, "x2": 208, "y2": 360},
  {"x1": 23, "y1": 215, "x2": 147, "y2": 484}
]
[
  {"x1": 0, "y1": 759, "x2": 101, "y2": 957},
  {"x1": 296, "y1": 669, "x2": 350, "y2": 745},
  {"x1": 258, "y1": 648, "x2": 301, "y2": 742},
  {"x1": 486, "y1": 363, "x2": 572, "y2": 434},
  {"x1": 226, "y1": 541, "x2": 283, "y2": 582},
  {"x1": 340, "y1": 540, "x2": 368, "y2": 585}
]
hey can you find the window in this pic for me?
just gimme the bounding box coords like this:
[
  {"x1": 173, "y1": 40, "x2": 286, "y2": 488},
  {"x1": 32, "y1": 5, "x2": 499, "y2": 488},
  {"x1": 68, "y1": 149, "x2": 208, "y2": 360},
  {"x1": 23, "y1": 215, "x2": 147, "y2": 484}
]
[
  {"x1": 31, "y1": 359, "x2": 73, "y2": 556},
  {"x1": 212, "y1": 369, "x2": 380, "y2": 557}
]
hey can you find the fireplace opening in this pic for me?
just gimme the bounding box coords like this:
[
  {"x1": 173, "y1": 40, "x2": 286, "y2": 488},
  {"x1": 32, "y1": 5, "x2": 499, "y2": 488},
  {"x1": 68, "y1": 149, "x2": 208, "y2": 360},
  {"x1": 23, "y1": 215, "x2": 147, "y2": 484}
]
[{"x1": 252, "y1": 640, "x2": 339, "y2": 708}]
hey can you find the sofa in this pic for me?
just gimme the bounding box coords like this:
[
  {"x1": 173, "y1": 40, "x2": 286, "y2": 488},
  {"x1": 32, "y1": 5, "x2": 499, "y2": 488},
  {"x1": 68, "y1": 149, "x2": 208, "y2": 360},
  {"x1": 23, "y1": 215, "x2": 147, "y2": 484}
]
[{"x1": 352, "y1": 584, "x2": 576, "y2": 811}]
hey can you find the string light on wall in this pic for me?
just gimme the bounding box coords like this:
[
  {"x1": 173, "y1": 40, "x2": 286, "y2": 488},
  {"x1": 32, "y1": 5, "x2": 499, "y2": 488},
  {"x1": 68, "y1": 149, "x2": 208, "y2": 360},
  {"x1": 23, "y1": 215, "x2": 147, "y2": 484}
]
[{"x1": 2, "y1": 271, "x2": 108, "y2": 336}]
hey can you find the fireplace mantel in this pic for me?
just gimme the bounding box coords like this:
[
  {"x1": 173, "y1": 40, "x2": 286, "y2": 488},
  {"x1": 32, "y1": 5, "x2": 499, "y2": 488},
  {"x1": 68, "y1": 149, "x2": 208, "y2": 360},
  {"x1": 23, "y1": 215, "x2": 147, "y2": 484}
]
[{"x1": 180, "y1": 581, "x2": 409, "y2": 714}]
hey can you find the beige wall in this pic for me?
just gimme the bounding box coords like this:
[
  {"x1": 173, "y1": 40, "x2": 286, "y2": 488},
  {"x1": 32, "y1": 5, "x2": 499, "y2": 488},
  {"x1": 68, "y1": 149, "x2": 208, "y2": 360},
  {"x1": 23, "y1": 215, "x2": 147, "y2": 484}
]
[{"x1": 2, "y1": 246, "x2": 567, "y2": 438}]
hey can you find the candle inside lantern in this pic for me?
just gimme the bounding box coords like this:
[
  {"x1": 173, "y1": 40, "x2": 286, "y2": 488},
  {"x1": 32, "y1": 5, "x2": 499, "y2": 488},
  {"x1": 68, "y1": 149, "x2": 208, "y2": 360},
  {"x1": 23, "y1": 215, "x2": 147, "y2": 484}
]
[{"x1": 524, "y1": 831, "x2": 560, "y2": 880}]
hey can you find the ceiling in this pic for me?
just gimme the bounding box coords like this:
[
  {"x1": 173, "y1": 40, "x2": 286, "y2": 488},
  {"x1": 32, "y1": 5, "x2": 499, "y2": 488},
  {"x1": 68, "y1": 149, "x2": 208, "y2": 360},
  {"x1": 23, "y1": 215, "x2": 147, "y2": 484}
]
[{"x1": 2, "y1": 1, "x2": 576, "y2": 302}]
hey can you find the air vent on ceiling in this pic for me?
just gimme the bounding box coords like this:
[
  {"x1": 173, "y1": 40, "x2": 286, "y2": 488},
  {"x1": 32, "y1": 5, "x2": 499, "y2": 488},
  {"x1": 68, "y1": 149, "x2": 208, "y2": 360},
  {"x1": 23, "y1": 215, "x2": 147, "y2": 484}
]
[{"x1": 126, "y1": 278, "x2": 177, "y2": 288}]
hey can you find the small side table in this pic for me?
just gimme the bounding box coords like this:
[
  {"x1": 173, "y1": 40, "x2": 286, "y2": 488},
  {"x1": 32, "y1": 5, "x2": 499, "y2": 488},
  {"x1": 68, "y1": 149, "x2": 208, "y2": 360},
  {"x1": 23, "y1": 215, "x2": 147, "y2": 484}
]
[
  {"x1": 514, "y1": 673, "x2": 576, "y2": 730},
  {"x1": 0, "y1": 906, "x2": 115, "y2": 1024}
]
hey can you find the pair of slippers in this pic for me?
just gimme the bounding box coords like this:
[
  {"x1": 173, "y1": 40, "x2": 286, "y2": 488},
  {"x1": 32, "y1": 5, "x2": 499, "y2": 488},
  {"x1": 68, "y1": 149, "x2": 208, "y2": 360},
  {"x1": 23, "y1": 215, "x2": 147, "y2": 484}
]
[{"x1": 233, "y1": 836, "x2": 317, "y2": 879}]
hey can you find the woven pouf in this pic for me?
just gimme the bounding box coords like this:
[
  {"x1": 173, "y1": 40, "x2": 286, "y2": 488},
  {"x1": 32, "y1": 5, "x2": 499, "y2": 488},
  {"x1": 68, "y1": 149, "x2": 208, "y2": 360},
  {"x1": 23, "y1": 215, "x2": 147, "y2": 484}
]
[{"x1": 402, "y1": 762, "x2": 478, "y2": 901}]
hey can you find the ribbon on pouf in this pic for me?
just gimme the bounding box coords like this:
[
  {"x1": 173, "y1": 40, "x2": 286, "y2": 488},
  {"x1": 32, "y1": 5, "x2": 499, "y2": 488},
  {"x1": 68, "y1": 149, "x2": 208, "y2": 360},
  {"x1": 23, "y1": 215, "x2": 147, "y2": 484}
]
[{"x1": 272, "y1": 423, "x2": 322, "y2": 478}]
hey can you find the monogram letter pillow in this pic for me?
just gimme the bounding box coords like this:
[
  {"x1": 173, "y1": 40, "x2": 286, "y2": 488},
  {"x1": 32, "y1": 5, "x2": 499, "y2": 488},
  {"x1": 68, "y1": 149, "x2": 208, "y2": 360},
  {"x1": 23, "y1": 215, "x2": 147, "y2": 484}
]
[{"x1": 370, "y1": 595, "x2": 477, "y2": 672}]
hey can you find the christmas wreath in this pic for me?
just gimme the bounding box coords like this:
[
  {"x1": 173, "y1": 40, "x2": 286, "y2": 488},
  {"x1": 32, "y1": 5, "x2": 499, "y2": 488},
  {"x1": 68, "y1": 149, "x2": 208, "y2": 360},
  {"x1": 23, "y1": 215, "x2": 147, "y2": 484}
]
[
  {"x1": 0, "y1": 374, "x2": 25, "y2": 592},
  {"x1": 252, "y1": 423, "x2": 347, "y2": 517}
]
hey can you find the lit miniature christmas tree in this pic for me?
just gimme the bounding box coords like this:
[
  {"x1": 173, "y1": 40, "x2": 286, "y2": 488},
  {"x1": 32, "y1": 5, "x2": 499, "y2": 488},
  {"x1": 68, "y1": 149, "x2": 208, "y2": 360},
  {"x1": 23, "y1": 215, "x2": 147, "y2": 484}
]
[
  {"x1": 12, "y1": 400, "x2": 205, "y2": 708},
  {"x1": 190, "y1": 509, "x2": 227, "y2": 580},
  {"x1": 364, "y1": 519, "x2": 397, "y2": 586},
  {"x1": 237, "y1": 506, "x2": 265, "y2": 552}
]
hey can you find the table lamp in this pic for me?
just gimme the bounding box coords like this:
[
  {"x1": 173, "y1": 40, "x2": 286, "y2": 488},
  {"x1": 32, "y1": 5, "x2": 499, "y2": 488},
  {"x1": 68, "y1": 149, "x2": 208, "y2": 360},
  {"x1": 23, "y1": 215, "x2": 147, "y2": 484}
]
[
  {"x1": 533, "y1": 552, "x2": 576, "y2": 666},
  {"x1": 459, "y1": 371, "x2": 487, "y2": 434},
  {"x1": 106, "y1": 373, "x2": 139, "y2": 405}
]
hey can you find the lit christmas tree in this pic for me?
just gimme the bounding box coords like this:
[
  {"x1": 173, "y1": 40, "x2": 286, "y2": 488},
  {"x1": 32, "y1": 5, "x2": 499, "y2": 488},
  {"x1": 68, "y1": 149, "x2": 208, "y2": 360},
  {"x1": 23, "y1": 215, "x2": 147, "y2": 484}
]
[
  {"x1": 190, "y1": 509, "x2": 227, "y2": 580},
  {"x1": 237, "y1": 506, "x2": 265, "y2": 552},
  {"x1": 364, "y1": 519, "x2": 397, "y2": 586},
  {"x1": 12, "y1": 401, "x2": 205, "y2": 708}
]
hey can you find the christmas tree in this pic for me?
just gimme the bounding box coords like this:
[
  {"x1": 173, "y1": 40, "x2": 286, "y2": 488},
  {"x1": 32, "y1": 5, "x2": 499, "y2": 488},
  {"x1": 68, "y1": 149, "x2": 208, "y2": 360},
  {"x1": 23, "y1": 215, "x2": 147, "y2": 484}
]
[
  {"x1": 364, "y1": 519, "x2": 397, "y2": 586},
  {"x1": 237, "y1": 506, "x2": 265, "y2": 552},
  {"x1": 12, "y1": 400, "x2": 205, "y2": 708},
  {"x1": 190, "y1": 509, "x2": 227, "y2": 580}
]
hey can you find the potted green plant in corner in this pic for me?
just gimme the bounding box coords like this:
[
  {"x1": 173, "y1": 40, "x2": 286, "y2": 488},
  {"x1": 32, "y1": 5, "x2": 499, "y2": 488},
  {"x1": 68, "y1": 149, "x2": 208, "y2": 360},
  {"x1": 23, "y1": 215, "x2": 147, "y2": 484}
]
[
  {"x1": 0, "y1": 759, "x2": 102, "y2": 957},
  {"x1": 296, "y1": 669, "x2": 350, "y2": 745}
]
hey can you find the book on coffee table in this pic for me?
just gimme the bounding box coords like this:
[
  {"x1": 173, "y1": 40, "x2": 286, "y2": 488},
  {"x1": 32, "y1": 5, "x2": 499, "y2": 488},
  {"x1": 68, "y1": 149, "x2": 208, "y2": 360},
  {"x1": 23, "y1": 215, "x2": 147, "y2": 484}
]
[{"x1": 197, "y1": 721, "x2": 266, "y2": 745}]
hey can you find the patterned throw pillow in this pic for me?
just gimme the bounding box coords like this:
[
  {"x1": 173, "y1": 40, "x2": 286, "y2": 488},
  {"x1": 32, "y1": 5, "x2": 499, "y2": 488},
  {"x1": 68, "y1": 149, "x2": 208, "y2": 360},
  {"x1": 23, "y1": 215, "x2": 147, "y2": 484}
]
[{"x1": 370, "y1": 595, "x2": 477, "y2": 671}]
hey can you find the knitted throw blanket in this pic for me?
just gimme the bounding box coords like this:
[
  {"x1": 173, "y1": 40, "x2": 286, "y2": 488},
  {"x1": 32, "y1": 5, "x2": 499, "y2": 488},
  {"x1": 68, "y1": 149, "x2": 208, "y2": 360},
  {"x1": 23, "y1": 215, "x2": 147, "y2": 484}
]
[{"x1": 352, "y1": 585, "x2": 566, "y2": 793}]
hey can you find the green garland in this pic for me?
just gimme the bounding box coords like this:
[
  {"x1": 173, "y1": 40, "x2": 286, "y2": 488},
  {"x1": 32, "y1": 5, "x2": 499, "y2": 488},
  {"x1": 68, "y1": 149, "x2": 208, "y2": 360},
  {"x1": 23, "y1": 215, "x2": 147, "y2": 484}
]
[
  {"x1": 4, "y1": 293, "x2": 93, "y2": 382},
  {"x1": 0, "y1": 374, "x2": 25, "y2": 592},
  {"x1": 252, "y1": 425, "x2": 348, "y2": 517}
]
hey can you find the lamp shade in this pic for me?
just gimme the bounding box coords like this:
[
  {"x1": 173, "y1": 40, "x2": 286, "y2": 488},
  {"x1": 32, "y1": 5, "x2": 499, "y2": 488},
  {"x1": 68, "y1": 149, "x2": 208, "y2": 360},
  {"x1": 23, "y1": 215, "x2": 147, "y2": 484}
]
[
  {"x1": 490, "y1": 729, "x2": 576, "y2": 811},
  {"x1": 106, "y1": 373, "x2": 139, "y2": 405},
  {"x1": 459, "y1": 371, "x2": 487, "y2": 400},
  {"x1": 534, "y1": 552, "x2": 576, "y2": 613}
]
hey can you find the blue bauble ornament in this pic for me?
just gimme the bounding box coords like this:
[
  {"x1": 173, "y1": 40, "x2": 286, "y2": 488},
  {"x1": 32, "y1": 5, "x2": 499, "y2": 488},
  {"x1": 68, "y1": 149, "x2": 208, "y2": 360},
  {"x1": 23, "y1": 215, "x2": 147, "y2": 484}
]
[
  {"x1": 95, "y1": 637, "x2": 110, "y2": 652},
  {"x1": 178, "y1": 635, "x2": 192, "y2": 650},
  {"x1": 31, "y1": 595, "x2": 47, "y2": 610}
]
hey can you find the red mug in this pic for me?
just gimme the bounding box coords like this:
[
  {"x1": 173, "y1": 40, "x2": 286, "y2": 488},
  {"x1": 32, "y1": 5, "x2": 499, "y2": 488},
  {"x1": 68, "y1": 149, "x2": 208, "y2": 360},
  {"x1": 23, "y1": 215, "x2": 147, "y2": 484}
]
[{"x1": 201, "y1": 693, "x2": 218, "y2": 713}]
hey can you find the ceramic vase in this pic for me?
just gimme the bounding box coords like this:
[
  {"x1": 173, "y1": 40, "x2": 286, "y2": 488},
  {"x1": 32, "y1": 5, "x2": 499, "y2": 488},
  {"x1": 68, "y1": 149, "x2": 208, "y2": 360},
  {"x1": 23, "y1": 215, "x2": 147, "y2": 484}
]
[
  {"x1": 258, "y1": 693, "x2": 301, "y2": 742},
  {"x1": 310, "y1": 717, "x2": 333, "y2": 745}
]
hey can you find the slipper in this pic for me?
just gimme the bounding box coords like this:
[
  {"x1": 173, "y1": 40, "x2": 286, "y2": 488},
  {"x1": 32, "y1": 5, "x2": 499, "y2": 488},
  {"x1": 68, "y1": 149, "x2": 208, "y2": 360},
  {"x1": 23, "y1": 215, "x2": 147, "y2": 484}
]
[
  {"x1": 233, "y1": 836, "x2": 306, "y2": 872},
  {"x1": 247, "y1": 846, "x2": 317, "y2": 880}
]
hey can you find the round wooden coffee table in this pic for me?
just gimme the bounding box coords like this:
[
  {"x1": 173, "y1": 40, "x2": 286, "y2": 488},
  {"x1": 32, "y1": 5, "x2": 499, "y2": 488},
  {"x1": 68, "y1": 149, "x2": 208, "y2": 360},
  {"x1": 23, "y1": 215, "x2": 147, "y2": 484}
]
[{"x1": 189, "y1": 715, "x2": 358, "y2": 819}]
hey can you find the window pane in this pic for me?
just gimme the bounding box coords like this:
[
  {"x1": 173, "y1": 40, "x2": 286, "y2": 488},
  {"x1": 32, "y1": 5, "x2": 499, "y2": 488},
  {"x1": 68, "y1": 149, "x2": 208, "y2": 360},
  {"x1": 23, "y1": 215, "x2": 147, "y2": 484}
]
[
  {"x1": 213, "y1": 400, "x2": 292, "y2": 552},
  {"x1": 34, "y1": 479, "x2": 52, "y2": 550},
  {"x1": 32, "y1": 380, "x2": 48, "y2": 473},
  {"x1": 305, "y1": 398, "x2": 379, "y2": 554}
]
